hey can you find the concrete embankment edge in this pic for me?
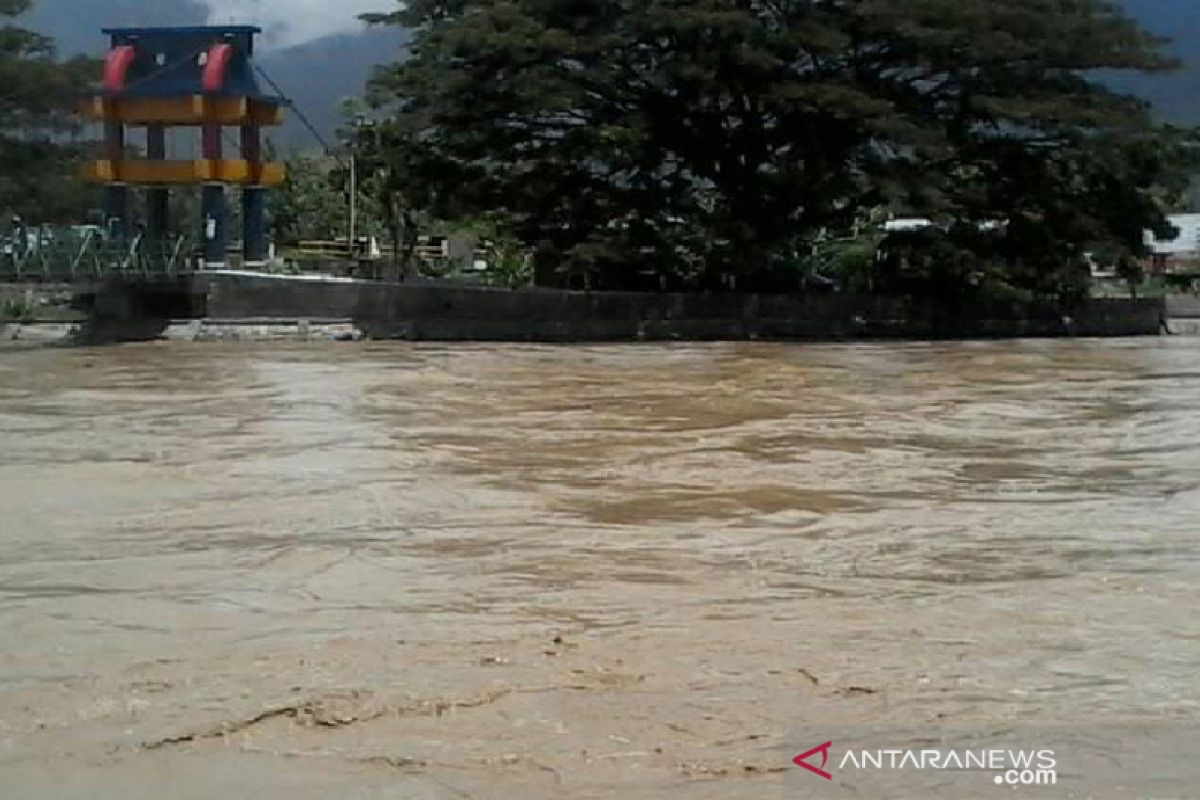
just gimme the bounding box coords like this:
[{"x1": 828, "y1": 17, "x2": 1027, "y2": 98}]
[
  {"x1": 15, "y1": 272, "x2": 1171, "y2": 344},
  {"x1": 199, "y1": 272, "x2": 1167, "y2": 341}
]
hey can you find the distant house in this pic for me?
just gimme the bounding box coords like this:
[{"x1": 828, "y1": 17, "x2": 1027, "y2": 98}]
[
  {"x1": 1146, "y1": 213, "x2": 1200, "y2": 274},
  {"x1": 883, "y1": 218, "x2": 935, "y2": 233}
]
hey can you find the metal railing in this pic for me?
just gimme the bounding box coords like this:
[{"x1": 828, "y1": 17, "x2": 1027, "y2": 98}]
[{"x1": 1, "y1": 229, "x2": 195, "y2": 282}]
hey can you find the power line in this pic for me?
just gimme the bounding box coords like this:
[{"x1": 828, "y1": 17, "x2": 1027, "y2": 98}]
[{"x1": 252, "y1": 62, "x2": 344, "y2": 165}]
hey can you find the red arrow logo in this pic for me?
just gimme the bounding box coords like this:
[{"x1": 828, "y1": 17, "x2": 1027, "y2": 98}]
[{"x1": 793, "y1": 740, "x2": 834, "y2": 780}]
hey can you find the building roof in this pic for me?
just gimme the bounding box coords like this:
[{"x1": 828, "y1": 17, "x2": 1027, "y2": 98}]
[
  {"x1": 1147, "y1": 213, "x2": 1200, "y2": 256},
  {"x1": 102, "y1": 26, "x2": 262, "y2": 36},
  {"x1": 883, "y1": 218, "x2": 935, "y2": 232}
]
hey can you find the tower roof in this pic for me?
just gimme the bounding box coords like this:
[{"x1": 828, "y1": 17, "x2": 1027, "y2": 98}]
[
  {"x1": 102, "y1": 26, "x2": 263, "y2": 36},
  {"x1": 98, "y1": 26, "x2": 281, "y2": 103}
]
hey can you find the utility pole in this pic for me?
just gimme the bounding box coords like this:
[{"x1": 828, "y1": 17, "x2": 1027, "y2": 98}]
[
  {"x1": 349, "y1": 147, "x2": 357, "y2": 259},
  {"x1": 347, "y1": 114, "x2": 368, "y2": 260}
]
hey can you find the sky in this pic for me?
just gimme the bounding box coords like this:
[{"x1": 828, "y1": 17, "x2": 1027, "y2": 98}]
[
  {"x1": 14, "y1": 0, "x2": 1196, "y2": 60},
  {"x1": 18, "y1": 0, "x2": 398, "y2": 53},
  {"x1": 198, "y1": 0, "x2": 392, "y2": 49},
  {"x1": 12, "y1": 0, "x2": 1199, "y2": 130}
]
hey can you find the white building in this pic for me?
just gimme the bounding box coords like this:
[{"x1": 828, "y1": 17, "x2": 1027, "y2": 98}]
[
  {"x1": 883, "y1": 218, "x2": 935, "y2": 232},
  {"x1": 1146, "y1": 213, "x2": 1200, "y2": 272}
]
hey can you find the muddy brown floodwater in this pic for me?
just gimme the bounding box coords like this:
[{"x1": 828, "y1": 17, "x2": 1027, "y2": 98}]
[{"x1": 0, "y1": 340, "x2": 1198, "y2": 799}]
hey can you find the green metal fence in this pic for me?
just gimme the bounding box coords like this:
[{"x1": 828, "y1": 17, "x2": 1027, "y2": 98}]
[{"x1": 0, "y1": 227, "x2": 195, "y2": 282}]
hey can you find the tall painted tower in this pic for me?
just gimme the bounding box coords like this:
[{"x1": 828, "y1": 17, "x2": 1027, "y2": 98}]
[{"x1": 83, "y1": 26, "x2": 287, "y2": 269}]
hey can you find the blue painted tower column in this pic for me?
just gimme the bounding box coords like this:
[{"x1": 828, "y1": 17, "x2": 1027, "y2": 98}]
[
  {"x1": 146, "y1": 124, "x2": 169, "y2": 253},
  {"x1": 241, "y1": 123, "x2": 268, "y2": 266},
  {"x1": 103, "y1": 120, "x2": 129, "y2": 241},
  {"x1": 242, "y1": 188, "x2": 267, "y2": 266},
  {"x1": 201, "y1": 185, "x2": 227, "y2": 269},
  {"x1": 201, "y1": 122, "x2": 226, "y2": 269}
]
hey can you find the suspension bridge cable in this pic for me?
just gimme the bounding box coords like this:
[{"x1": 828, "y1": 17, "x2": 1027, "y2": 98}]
[{"x1": 251, "y1": 63, "x2": 345, "y2": 165}]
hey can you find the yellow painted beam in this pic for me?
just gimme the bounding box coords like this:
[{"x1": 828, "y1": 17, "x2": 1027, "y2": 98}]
[
  {"x1": 84, "y1": 160, "x2": 116, "y2": 183},
  {"x1": 80, "y1": 96, "x2": 285, "y2": 127},
  {"x1": 251, "y1": 104, "x2": 286, "y2": 127},
  {"x1": 83, "y1": 159, "x2": 287, "y2": 187}
]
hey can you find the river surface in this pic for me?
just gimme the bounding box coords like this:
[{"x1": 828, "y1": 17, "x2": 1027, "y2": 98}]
[{"x1": 0, "y1": 340, "x2": 1197, "y2": 799}]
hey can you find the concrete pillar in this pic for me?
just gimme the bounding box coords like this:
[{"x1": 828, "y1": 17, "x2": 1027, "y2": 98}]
[
  {"x1": 146, "y1": 124, "x2": 169, "y2": 253},
  {"x1": 240, "y1": 124, "x2": 267, "y2": 266}
]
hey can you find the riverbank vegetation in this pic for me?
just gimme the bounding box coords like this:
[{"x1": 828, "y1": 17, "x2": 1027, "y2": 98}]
[
  {"x1": 0, "y1": 0, "x2": 98, "y2": 223},
  {"x1": 360, "y1": 0, "x2": 1200, "y2": 300},
  {"x1": 3, "y1": 0, "x2": 1200, "y2": 303}
]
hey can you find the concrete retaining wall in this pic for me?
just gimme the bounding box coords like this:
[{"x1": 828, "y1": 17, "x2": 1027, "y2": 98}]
[
  {"x1": 1165, "y1": 295, "x2": 1200, "y2": 319},
  {"x1": 76, "y1": 272, "x2": 1165, "y2": 343},
  {"x1": 0, "y1": 283, "x2": 82, "y2": 323},
  {"x1": 1, "y1": 322, "x2": 82, "y2": 346},
  {"x1": 199, "y1": 272, "x2": 1164, "y2": 341}
]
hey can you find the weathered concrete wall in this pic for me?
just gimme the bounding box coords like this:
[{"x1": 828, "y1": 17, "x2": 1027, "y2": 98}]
[
  {"x1": 0, "y1": 322, "x2": 82, "y2": 346},
  {"x1": 162, "y1": 319, "x2": 363, "y2": 342},
  {"x1": 1165, "y1": 295, "x2": 1200, "y2": 319},
  {"x1": 0, "y1": 283, "x2": 82, "y2": 323},
  {"x1": 1169, "y1": 319, "x2": 1200, "y2": 336},
  {"x1": 197, "y1": 272, "x2": 1164, "y2": 341},
  {"x1": 72, "y1": 272, "x2": 1164, "y2": 343},
  {"x1": 83, "y1": 276, "x2": 208, "y2": 322}
]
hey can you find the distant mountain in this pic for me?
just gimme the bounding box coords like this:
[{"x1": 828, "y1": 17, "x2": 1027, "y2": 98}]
[
  {"x1": 16, "y1": 0, "x2": 1200, "y2": 147},
  {"x1": 257, "y1": 28, "x2": 407, "y2": 153}
]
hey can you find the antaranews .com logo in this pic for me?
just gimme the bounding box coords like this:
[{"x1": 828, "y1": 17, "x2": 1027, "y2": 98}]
[
  {"x1": 793, "y1": 739, "x2": 1057, "y2": 788},
  {"x1": 783, "y1": 724, "x2": 1199, "y2": 798}
]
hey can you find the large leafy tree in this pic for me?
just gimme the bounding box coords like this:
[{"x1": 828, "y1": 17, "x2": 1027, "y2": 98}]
[
  {"x1": 854, "y1": 0, "x2": 1196, "y2": 300},
  {"x1": 271, "y1": 154, "x2": 350, "y2": 245},
  {"x1": 366, "y1": 0, "x2": 1194, "y2": 295},
  {"x1": 0, "y1": 0, "x2": 98, "y2": 223}
]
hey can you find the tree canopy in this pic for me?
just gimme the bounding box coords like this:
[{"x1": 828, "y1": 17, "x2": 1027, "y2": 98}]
[
  {"x1": 365, "y1": 0, "x2": 1198, "y2": 296},
  {"x1": 0, "y1": 0, "x2": 98, "y2": 223}
]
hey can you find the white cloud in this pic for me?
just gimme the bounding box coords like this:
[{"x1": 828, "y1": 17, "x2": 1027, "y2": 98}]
[{"x1": 198, "y1": 0, "x2": 393, "y2": 49}]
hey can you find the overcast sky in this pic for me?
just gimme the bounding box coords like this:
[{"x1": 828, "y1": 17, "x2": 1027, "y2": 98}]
[
  {"x1": 21, "y1": 0, "x2": 399, "y2": 53},
  {"x1": 200, "y1": 0, "x2": 391, "y2": 47}
]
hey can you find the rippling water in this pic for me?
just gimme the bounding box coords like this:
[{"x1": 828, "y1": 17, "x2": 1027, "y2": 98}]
[{"x1": 0, "y1": 340, "x2": 1198, "y2": 798}]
